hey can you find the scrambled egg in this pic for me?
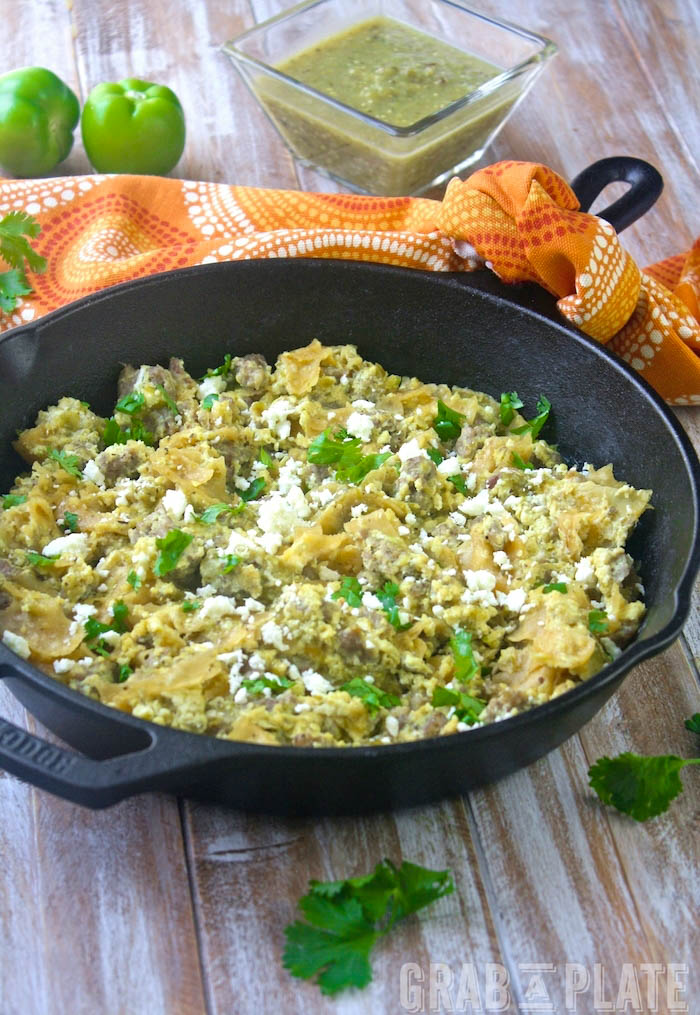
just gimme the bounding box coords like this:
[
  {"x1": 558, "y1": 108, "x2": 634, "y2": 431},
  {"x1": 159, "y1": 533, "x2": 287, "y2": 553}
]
[{"x1": 0, "y1": 342, "x2": 651, "y2": 746}]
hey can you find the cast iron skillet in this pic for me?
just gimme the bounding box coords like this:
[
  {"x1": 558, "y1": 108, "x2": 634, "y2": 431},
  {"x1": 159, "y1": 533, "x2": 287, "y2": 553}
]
[{"x1": 0, "y1": 158, "x2": 697, "y2": 814}]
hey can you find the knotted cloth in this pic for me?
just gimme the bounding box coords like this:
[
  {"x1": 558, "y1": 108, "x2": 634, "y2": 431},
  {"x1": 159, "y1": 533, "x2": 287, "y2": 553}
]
[{"x1": 1, "y1": 161, "x2": 698, "y2": 404}]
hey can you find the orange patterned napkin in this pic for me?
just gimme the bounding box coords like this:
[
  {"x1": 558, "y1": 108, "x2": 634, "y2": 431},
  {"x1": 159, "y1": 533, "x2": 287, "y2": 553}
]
[{"x1": 1, "y1": 162, "x2": 698, "y2": 404}]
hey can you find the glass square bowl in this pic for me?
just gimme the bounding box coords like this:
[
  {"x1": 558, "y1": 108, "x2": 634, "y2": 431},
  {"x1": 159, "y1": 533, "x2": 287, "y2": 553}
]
[{"x1": 222, "y1": 0, "x2": 557, "y2": 196}]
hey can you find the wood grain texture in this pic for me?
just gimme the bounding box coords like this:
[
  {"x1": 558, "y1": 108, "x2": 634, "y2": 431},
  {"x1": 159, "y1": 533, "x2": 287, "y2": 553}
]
[{"x1": 0, "y1": 1, "x2": 697, "y2": 1013}]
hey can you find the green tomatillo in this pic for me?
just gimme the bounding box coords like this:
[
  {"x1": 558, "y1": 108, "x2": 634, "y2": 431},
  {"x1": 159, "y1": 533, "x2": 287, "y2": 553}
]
[
  {"x1": 0, "y1": 67, "x2": 80, "y2": 177},
  {"x1": 80, "y1": 78, "x2": 186, "y2": 175}
]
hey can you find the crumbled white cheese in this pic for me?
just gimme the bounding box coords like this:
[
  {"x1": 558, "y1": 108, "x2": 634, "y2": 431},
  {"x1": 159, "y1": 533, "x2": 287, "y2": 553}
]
[
  {"x1": 361, "y1": 591, "x2": 384, "y2": 611},
  {"x1": 437, "y1": 457, "x2": 461, "y2": 476},
  {"x1": 261, "y1": 397, "x2": 298, "y2": 439},
  {"x1": 294, "y1": 703, "x2": 311, "y2": 714},
  {"x1": 198, "y1": 375, "x2": 226, "y2": 399},
  {"x1": 385, "y1": 715, "x2": 399, "y2": 737},
  {"x1": 276, "y1": 456, "x2": 303, "y2": 495},
  {"x1": 261, "y1": 620, "x2": 288, "y2": 651},
  {"x1": 233, "y1": 687, "x2": 248, "y2": 704},
  {"x1": 233, "y1": 476, "x2": 250, "y2": 491},
  {"x1": 575, "y1": 557, "x2": 595, "y2": 583},
  {"x1": 350, "y1": 503, "x2": 368, "y2": 518},
  {"x1": 345, "y1": 411, "x2": 373, "y2": 442},
  {"x1": 458, "y1": 489, "x2": 491, "y2": 517},
  {"x1": 199, "y1": 596, "x2": 237, "y2": 622},
  {"x1": 43, "y1": 532, "x2": 89, "y2": 559},
  {"x1": 257, "y1": 485, "x2": 310, "y2": 545},
  {"x1": 73, "y1": 603, "x2": 97, "y2": 624},
  {"x1": 302, "y1": 669, "x2": 333, "y2": 695},
  {"x1": 351, "y1": 399, "x2": 374, "y2": 410},
  {"x1": 2, "y1": 630, "x2": 30, "y2": 658},
  {"x1": 162, "y1": 487, "x2": 188, "y2": 521},
  {"x1": 465, "y1": 569, "x2": 497, "y2": 592},
  {"x1": 82, "y1": 459, "x2": 106, "y2": 488},
  {"x1": 492, "y1": 550, "x2": 512, "y2": 572},
  {"x1": 398, "y1": 525, "x2": 410, "y2": 536},
  {"x1": 183, "y1": 504, "x2": 197, "y2": 523},
  {"x1": 196, "y1": 584, "x2": 218, "y2": 599},
  {"x1": 398, "y1": 438, "x2": 427, "y2": 463},
  {"x1": 405, "y1": 512, "x2": 417, "y2": 524},
  {"x1": 100, "y1": 629, "x2": 120, "y2": 647},
  {"x1": 53, "y1": 657, "x2": 76, "y2": 674},
  {"x1": 504, "y1": 588, "x2": 527, "y2": 613}
]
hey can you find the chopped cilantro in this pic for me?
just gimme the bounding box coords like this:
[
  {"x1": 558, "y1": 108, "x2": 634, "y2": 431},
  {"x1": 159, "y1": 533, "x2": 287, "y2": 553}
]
[
  {"x1": 511, "y1": 395, "x2": 551, "y2": 440},
  {"x1": 83, "y1": 603, "x2": 129, "y2": 657},
  {"x1": 110, "y1": 600, "x2": 129, "y2": 633},
  {"x1": 542, "y1": 582, "x2": 567, "y2": 594},
  {"x1": 589, "y1": 752, "x2": 700, "y2": 822},
  {"x1": 239, "y1": 477, "x2": 266, "y2": 502},
  {"x1": 375, "y1": 581, "x2": 411, "y2": 631},
  {"x1": 499, "y1": 391, "x2": 524, "y2": 426},
  {"x1": 450, "y1": 628, "x2": 479, "y2": 683},
  {"x1": 154, "y1": 529, "x2": 193, "y2": 577},
  {"x1": 181, "y1": 600, "x2": 201, "y2": 612},
  {"x1": 242, "y1": 674, "x2": 294, "y2": 696},
  {"x1": 511, "y1": 452, "x2": 534, "y2": 471},
  {"x1": 283, "y1": 858, "x2": 454, "y2": 996},
  {"x1": 426, "y1": 448, "x2": 443, "y2": 466},
  {"x1": 116, "y1": 664, "x2": 133, "y2": 683},
  {"x1": 199, "y1": 502, "x2": 241, "y2": 524},
  {"x1": 201, "y1": 353, "x2": 231, "y2": 380},
  {"x1": 447, "y1": 474, "x2": 468, "y2": 494},
  {"x1": 48, "y1": 448, "x2": 82, "y2": 478},
  {"x1": 156, "y1": 383, "x2": 178, "y2": 414},
  {"x1": 114, "y1": 391, "x2": 145, "y2": 415},
  {"x1": 432, "y1": 400, "x2": 465, "y2": 442},
  {"x1": 331, "y1": 576, "x2": 363, "y2": 608},
  {"x1": 201, "y1": 393, "x2": 219, "y2": 410},
  {"x1": 26, "y1": 550, "x2": 59, "y2": 567},
  {"x1": 259, "y1": 448, "x2": 274, "y2": 467},
  {"x1": 62, "y1": 511, "x2": 79, "y2": 532},
  {"x1": 103, "y1": 417, "x2": 153, "y2": 447},
  {"x1": 588, "y1": 609, "x2": 609, "y2": 633},
  {"x1": 127, "y1": 570, "x2": 141, "y2": 589},
  {"x1": 2, "y1": 493, "x2": 27, "y2": 509},
  {"x1": 340, "y1": 678, "x2": 400, "y2": 714},
  {"x1": 221, "y1": 554, "x2": 240, "y2": 573},
  {"x1": 431, "y1": 685, "x2": 485, "y2": 725},
  {"x1": 307, "y1": 429, "x2": 389, "y2": 486}
]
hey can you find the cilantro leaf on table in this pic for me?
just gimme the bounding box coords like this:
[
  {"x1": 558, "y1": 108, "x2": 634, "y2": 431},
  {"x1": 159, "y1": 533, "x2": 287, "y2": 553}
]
[
  {"x1": 0, "y1": 212, "x2": 46, "y2": 315},
  {"x1": 154, "y1": 529, "x2": 193, "y2": 577},
  {"x1": 499, "y1": 391, "x2": 524, "y2": 426},
  {"x1": 588, "y1": 752, "x2": 700, "y2": 822},
  {"x1": 340, "y1": 677, "x2": 400, "y2": 714},
  {"x1": 510, "y1": 395, "x2": 551, "y2": 439},
  {"x1": 685, "y1": 713, "x2": 700, "y2": 735},
  {"x1": 432, "y1": 400, "x2": 465, "y2": 442},
  {"x1": 331, "y1": 576, "x2": 363, "y2": 608},
  {"x1": 283, "y1": 859, "x2": 454, "y2": 996}
]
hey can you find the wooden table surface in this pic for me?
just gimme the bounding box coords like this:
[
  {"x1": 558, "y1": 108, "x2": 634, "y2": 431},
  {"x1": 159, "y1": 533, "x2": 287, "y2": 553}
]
[{"x1": 1, "y1": 2, "x2": 698, "y2": 1013}]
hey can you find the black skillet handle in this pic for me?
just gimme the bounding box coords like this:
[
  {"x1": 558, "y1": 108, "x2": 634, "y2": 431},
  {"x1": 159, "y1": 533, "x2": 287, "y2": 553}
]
[
  {"x1": 569, "y1": 156, "x2": 663, "y2": 233},
  {"x1": 0, "y1": 661, "x2": 215, "y2": 807}
]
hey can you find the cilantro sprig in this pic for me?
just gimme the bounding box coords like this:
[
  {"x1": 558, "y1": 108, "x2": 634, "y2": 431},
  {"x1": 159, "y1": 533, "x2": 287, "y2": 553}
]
[
  {"x1": 103, "y1": 417, "x2": 153, "y2": 448},
  {"x1": 200, "y1": 353, "x2": 231, "y2": 381},
  {"x1": 2, "y1": 493, "x2": 27, "y2": 509},
  {"x1": 242, "y1": 674, "x2": 294, "y2": 696},
  {"x1": 340, "y1": 678, "x2": 400, "y2": 714},
  {"x1": 48, "y1": 448, "x2": 82, "y2": 479},
  {"x1": 331, "y1": 576, "x2": 363, "y2": 608},
  {"x1": 26, "y1": 550, "x2": 59, "y2": 568},
  {"x1": 283, "y1": 859, "x2": 454, "y2": 996},
  {"x1": 588, "y1": 717, "x2": 700, "y2": 821},
  {"x1": 499, "y1": 391, "x2": 524, "y2": 426},
  {"x1": 62, "y1": 511, "x2": 79, "y2": 532},
  {"x1": 201, "y1": 393, "x2": 219, "y2": 410},
  {"x1": 431, "y1": 686, "x2": 485, "y2": 725},
  {"x1": 511, "y1": 452, "x2": 534, "y2": 471},
  {"x1": 0, "y1": 211, "x2": 47, "y2": 315},
  {"x1": 114, "y1": 392, "x2": 145, "y2": 415},
  {"x1": 542, "y1": 582, "x2": 567, "y2": 594},
  {"x1": 375, "y1": 581, "x2": 411, "y2": 631},
  {"x1": 199, "y1": 502, "x2": 243, "y2": 525},
  {"x1": 432, "y1": 400, "x2": 465, "y2": 442},
  {"x1": 450, "y1": 628, "x2": 479, "y2": 683},
  {"x1": 307, "y1": 429, "x2": 390, "y2": 485},
  {"x1": 154, "y1": 529, "x2": 193, "y2": 577},
  {"x1": 239, "y1": 477, "x2": 266, "y2": 502},
  {"x1": 83, "y1": 601, "x2": 129, "y2": 657},
  {"x1": 510, "y1": 396, "x2": 551, "y2": 440},
  {"x1": 588, "y1": 609, "x2": 609, "y2": 633}
]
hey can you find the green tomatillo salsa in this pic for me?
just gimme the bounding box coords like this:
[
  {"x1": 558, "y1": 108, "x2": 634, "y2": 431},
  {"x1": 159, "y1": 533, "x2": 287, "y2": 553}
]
[{"x1": 277, "y1": 17, "x2": 499, "y2": 128}]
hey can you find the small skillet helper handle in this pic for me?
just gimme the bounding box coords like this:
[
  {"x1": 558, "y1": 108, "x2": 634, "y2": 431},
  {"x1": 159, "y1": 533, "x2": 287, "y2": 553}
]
[
  {"x1": 569, "y1": 156, "x2": 663, "y2": 233},
  {"x1": 0, "y1": 660, "x2": 217, "y2": 807}
]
